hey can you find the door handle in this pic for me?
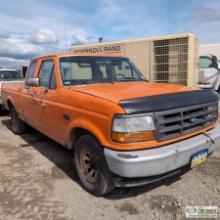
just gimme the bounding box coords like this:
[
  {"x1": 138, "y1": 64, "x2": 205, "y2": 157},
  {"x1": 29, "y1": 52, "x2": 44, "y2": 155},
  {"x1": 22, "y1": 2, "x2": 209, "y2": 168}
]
[
  {"x1": 30, "y1": 92, "x2": 36, "y2": 97},
  {"x1": 30, "y1": 92, "x2": 47, "y2": 108},
  {"x1": 37, "y1": 100, "x2": 47, "y2": 108},
  {"x1": 40, "y1": 103, "x2": 47, "y2": 108},
  {"x1": 32, "y1": 96, "x2": 46, "y2": 108}
]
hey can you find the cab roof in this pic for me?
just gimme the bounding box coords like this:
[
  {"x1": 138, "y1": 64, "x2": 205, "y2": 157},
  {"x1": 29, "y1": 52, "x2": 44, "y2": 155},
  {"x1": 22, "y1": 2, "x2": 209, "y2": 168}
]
[{"x1": 31, "y1": 51, "x2": 126, "y2": 61}]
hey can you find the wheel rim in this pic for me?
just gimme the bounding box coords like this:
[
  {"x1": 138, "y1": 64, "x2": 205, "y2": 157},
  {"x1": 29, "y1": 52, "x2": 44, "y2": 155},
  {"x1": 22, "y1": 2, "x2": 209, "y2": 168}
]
[{"x1": 79, "y1": 149, "x2": 98, "y2": 184}]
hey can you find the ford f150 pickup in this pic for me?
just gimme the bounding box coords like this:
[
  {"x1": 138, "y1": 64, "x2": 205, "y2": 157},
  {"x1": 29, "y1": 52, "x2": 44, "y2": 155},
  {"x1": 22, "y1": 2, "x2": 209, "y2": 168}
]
[{"x1": 2, "y1": 53, "x2": 220, "y2": 196}]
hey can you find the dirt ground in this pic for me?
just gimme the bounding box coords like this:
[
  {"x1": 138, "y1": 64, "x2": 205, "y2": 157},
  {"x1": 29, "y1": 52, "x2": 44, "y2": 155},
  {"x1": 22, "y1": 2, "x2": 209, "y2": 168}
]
[{"x1": 0, "y1": 114, "x2": 220, "y2": 220}]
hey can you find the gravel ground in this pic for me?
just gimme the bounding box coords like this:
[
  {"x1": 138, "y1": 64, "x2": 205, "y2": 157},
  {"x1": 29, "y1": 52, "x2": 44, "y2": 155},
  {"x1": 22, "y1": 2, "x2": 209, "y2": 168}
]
[{"x1": 0, "y1": 114, "x2": 220, "y2": 220}]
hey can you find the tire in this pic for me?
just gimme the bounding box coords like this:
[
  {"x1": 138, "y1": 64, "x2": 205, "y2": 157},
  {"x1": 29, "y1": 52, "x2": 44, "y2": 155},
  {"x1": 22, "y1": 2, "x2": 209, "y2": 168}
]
[
  {"x1": 217, "y1": 86, "x2": 220, "y2": 94},
  {"x1": 74, "y1": 134, "x2": 114, "y2": 196},
  {"x1": 10, "y1": 107, "x2": 28, "y2": 135}
]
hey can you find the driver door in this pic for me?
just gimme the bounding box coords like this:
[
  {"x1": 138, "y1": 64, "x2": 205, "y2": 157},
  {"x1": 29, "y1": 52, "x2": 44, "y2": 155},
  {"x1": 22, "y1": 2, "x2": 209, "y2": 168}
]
[{"x1": 37, "y1": 59, "x2": 66, "y2": 143}]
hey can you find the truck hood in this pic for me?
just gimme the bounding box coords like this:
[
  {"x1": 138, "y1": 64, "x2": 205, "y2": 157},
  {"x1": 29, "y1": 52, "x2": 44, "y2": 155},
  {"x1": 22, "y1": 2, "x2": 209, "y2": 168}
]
[
  {"x1": 71, "y1": 81, "x2": 193, "y2": 103},
  {"x1": 71, "y1": 81, "x2": 218, "y2": 114}
]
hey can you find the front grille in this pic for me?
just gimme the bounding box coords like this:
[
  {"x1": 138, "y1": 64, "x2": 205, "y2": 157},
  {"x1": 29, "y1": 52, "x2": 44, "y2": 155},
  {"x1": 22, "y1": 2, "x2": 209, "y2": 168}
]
[{"x1": 155, "y1": 102, "x2": 218, "y2": 141}]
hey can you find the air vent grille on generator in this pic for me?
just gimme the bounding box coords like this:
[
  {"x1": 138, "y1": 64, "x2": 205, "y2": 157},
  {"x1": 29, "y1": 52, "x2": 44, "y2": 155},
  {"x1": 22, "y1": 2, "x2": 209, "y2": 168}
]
[{"x1": 153, "y1": 37, "x2": 188, "y2": 86}]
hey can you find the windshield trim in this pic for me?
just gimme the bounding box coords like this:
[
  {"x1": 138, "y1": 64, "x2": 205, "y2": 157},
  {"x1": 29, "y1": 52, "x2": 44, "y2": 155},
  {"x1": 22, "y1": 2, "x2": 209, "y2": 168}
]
[{"x1": 58, "y1": 56, "x2": 146, "y2": 87}]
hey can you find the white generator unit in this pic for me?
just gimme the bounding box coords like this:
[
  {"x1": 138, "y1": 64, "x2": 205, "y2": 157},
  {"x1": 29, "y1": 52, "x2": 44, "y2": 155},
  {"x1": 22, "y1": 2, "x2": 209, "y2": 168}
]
[{"x1": 70, "y1": 33, "x2": 198, "y2": 87}]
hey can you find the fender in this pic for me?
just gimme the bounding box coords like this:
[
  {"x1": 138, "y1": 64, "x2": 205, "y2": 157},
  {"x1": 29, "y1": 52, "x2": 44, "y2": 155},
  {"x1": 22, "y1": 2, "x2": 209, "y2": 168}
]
[
  {"x1": 4, "y1": 95, "x2": 15, "y2": 111},
  {"x1": 66, "y1": 118, "x2": 109, "y2": 149}
]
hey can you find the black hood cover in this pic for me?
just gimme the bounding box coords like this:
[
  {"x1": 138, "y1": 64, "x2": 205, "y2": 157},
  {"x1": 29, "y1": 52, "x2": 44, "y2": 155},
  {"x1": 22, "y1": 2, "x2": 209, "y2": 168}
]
[{"x1": 119, "y1": 90, "x2": 219, "y2": 115}]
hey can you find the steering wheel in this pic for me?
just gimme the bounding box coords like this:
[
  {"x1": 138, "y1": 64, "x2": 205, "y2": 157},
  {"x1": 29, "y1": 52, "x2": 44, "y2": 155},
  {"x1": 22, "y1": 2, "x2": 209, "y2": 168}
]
[{"x1": 116, "y1": 73, "x2": 126, "y2": 78}]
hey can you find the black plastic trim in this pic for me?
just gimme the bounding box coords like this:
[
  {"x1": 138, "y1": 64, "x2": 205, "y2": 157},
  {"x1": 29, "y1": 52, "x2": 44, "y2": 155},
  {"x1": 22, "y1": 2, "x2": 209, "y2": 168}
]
[
  {"x1": 112, "y1": 166, "x2": 188, "y2": 188},
  {"x1": 119, "y1": 90, "x2": 218, "y2": 115}
]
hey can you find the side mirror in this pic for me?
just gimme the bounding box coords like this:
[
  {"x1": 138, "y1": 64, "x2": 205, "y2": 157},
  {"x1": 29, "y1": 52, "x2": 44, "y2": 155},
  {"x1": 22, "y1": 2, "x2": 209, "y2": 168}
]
[{"x1": 25, "y1": 78, "x2": 40, "y2": 87}]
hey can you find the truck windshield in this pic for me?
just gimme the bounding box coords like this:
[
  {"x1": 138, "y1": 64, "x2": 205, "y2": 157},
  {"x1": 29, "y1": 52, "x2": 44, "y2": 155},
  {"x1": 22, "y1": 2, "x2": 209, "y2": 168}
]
[
  {"x1": 59, "y1": 56, "x2": 145, "y2": 86},
  {"x1": 0, "y1": 71, "x2": 23, "y2": 81}
]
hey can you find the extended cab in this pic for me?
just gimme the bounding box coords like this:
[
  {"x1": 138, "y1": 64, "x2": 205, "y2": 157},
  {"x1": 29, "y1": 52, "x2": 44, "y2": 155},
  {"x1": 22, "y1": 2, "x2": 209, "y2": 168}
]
[{"x1": 2, "y1": 53, "x2": 220, "y2": 196}]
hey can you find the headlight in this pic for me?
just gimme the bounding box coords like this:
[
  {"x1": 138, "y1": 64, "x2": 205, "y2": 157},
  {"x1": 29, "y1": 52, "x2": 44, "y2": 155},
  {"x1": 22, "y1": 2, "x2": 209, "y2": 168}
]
[{"x1": 112, "y1": 115, "x2": 155, "y2": 143}]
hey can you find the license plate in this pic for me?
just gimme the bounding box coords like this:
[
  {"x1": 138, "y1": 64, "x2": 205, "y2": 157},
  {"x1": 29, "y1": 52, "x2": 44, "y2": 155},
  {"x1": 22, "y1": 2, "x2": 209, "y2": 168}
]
[{"x1": 191, "y1": 149, "x2": 208, "y2": 168}]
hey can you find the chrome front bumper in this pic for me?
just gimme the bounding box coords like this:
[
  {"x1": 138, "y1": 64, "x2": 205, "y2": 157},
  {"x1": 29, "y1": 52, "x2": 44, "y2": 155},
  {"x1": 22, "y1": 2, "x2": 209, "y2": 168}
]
[{"x1": 104, "y1": 125, "x2": 220, "y2": 178}]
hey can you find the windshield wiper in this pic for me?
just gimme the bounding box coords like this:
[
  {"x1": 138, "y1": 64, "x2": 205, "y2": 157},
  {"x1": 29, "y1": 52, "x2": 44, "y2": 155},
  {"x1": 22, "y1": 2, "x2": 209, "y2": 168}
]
[
  {"x1": 86, "y1": 80, "x2": 114, "y2": 84},
  {"x1": 72, "y1": 81, "x2": 109, "y2": 85},
  {"x1": 102, "y1": 81, "x2": 114, "y2": 84},
  {"x1": 117, "y1": 79, "x2": 144, "y2": 82}
]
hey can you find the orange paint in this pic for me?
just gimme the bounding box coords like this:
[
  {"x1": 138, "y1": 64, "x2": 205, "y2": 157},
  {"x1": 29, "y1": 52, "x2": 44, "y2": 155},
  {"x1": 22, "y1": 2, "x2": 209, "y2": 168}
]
[{"x1": 1, "y1": 53, "x2": 217, "y2": 151}]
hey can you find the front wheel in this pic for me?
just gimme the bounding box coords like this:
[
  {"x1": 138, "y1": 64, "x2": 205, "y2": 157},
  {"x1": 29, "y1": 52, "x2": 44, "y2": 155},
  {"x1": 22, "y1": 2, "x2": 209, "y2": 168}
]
[
  {"x1": 74, "y1": 134, "x2": 114, "y2": 196},
  {"x1": 217, "y1": 86, "x2": 220, "y2": 94},
  {"x1": 10, "y1": 107, "x2": 28, "y2": 135}
]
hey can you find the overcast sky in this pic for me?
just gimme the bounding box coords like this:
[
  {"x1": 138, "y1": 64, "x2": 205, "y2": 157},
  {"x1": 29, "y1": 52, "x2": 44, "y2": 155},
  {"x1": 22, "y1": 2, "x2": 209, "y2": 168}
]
[{"x1": 0, "y1": 0, "x2": 220, "y2": 67}]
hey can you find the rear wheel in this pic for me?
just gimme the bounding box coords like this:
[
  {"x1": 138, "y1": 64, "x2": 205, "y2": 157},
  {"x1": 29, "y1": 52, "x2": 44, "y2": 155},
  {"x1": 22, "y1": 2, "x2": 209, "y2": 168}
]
[
  {"x1": 74, "y1": 134, "x2": 114, "y2": 196},
  {"x1": 10, "y1": 107, "x2": 28, "y2": 135}
]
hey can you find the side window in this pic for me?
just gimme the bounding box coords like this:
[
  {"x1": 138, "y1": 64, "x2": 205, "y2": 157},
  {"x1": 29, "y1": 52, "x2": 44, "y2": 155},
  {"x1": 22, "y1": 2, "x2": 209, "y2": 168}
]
[
  {"x1": 26, "y1": 61, "x2": 36, "y2": 78},
  {"x1": 199, "y1": 57, "x2": 213, "y2": 69},
  {"x1": 39, "y1": 60, "x2": 54, "y2": 88},
  {"x1": 50, "y1": 71, "x2": 57, "y2": 89}
]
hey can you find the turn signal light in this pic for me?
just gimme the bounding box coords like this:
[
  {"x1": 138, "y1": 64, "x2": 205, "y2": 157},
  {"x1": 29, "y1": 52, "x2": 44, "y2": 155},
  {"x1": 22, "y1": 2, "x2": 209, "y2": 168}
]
[{"x1": 112, "y1": 131, "x2": 155, "y2": 143}]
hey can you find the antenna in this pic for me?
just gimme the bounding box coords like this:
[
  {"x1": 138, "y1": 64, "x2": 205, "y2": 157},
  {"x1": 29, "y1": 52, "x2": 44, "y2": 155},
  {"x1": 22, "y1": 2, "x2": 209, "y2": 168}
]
[{"x1": 64, "y1": 24, "x2": 67, "y2": 49}]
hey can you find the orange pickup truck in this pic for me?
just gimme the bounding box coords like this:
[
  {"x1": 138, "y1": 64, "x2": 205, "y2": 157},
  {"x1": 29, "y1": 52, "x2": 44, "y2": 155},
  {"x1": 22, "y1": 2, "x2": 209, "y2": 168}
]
[{"x1": 2, "y1": 52, "x2": 220, "y2": 196}]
